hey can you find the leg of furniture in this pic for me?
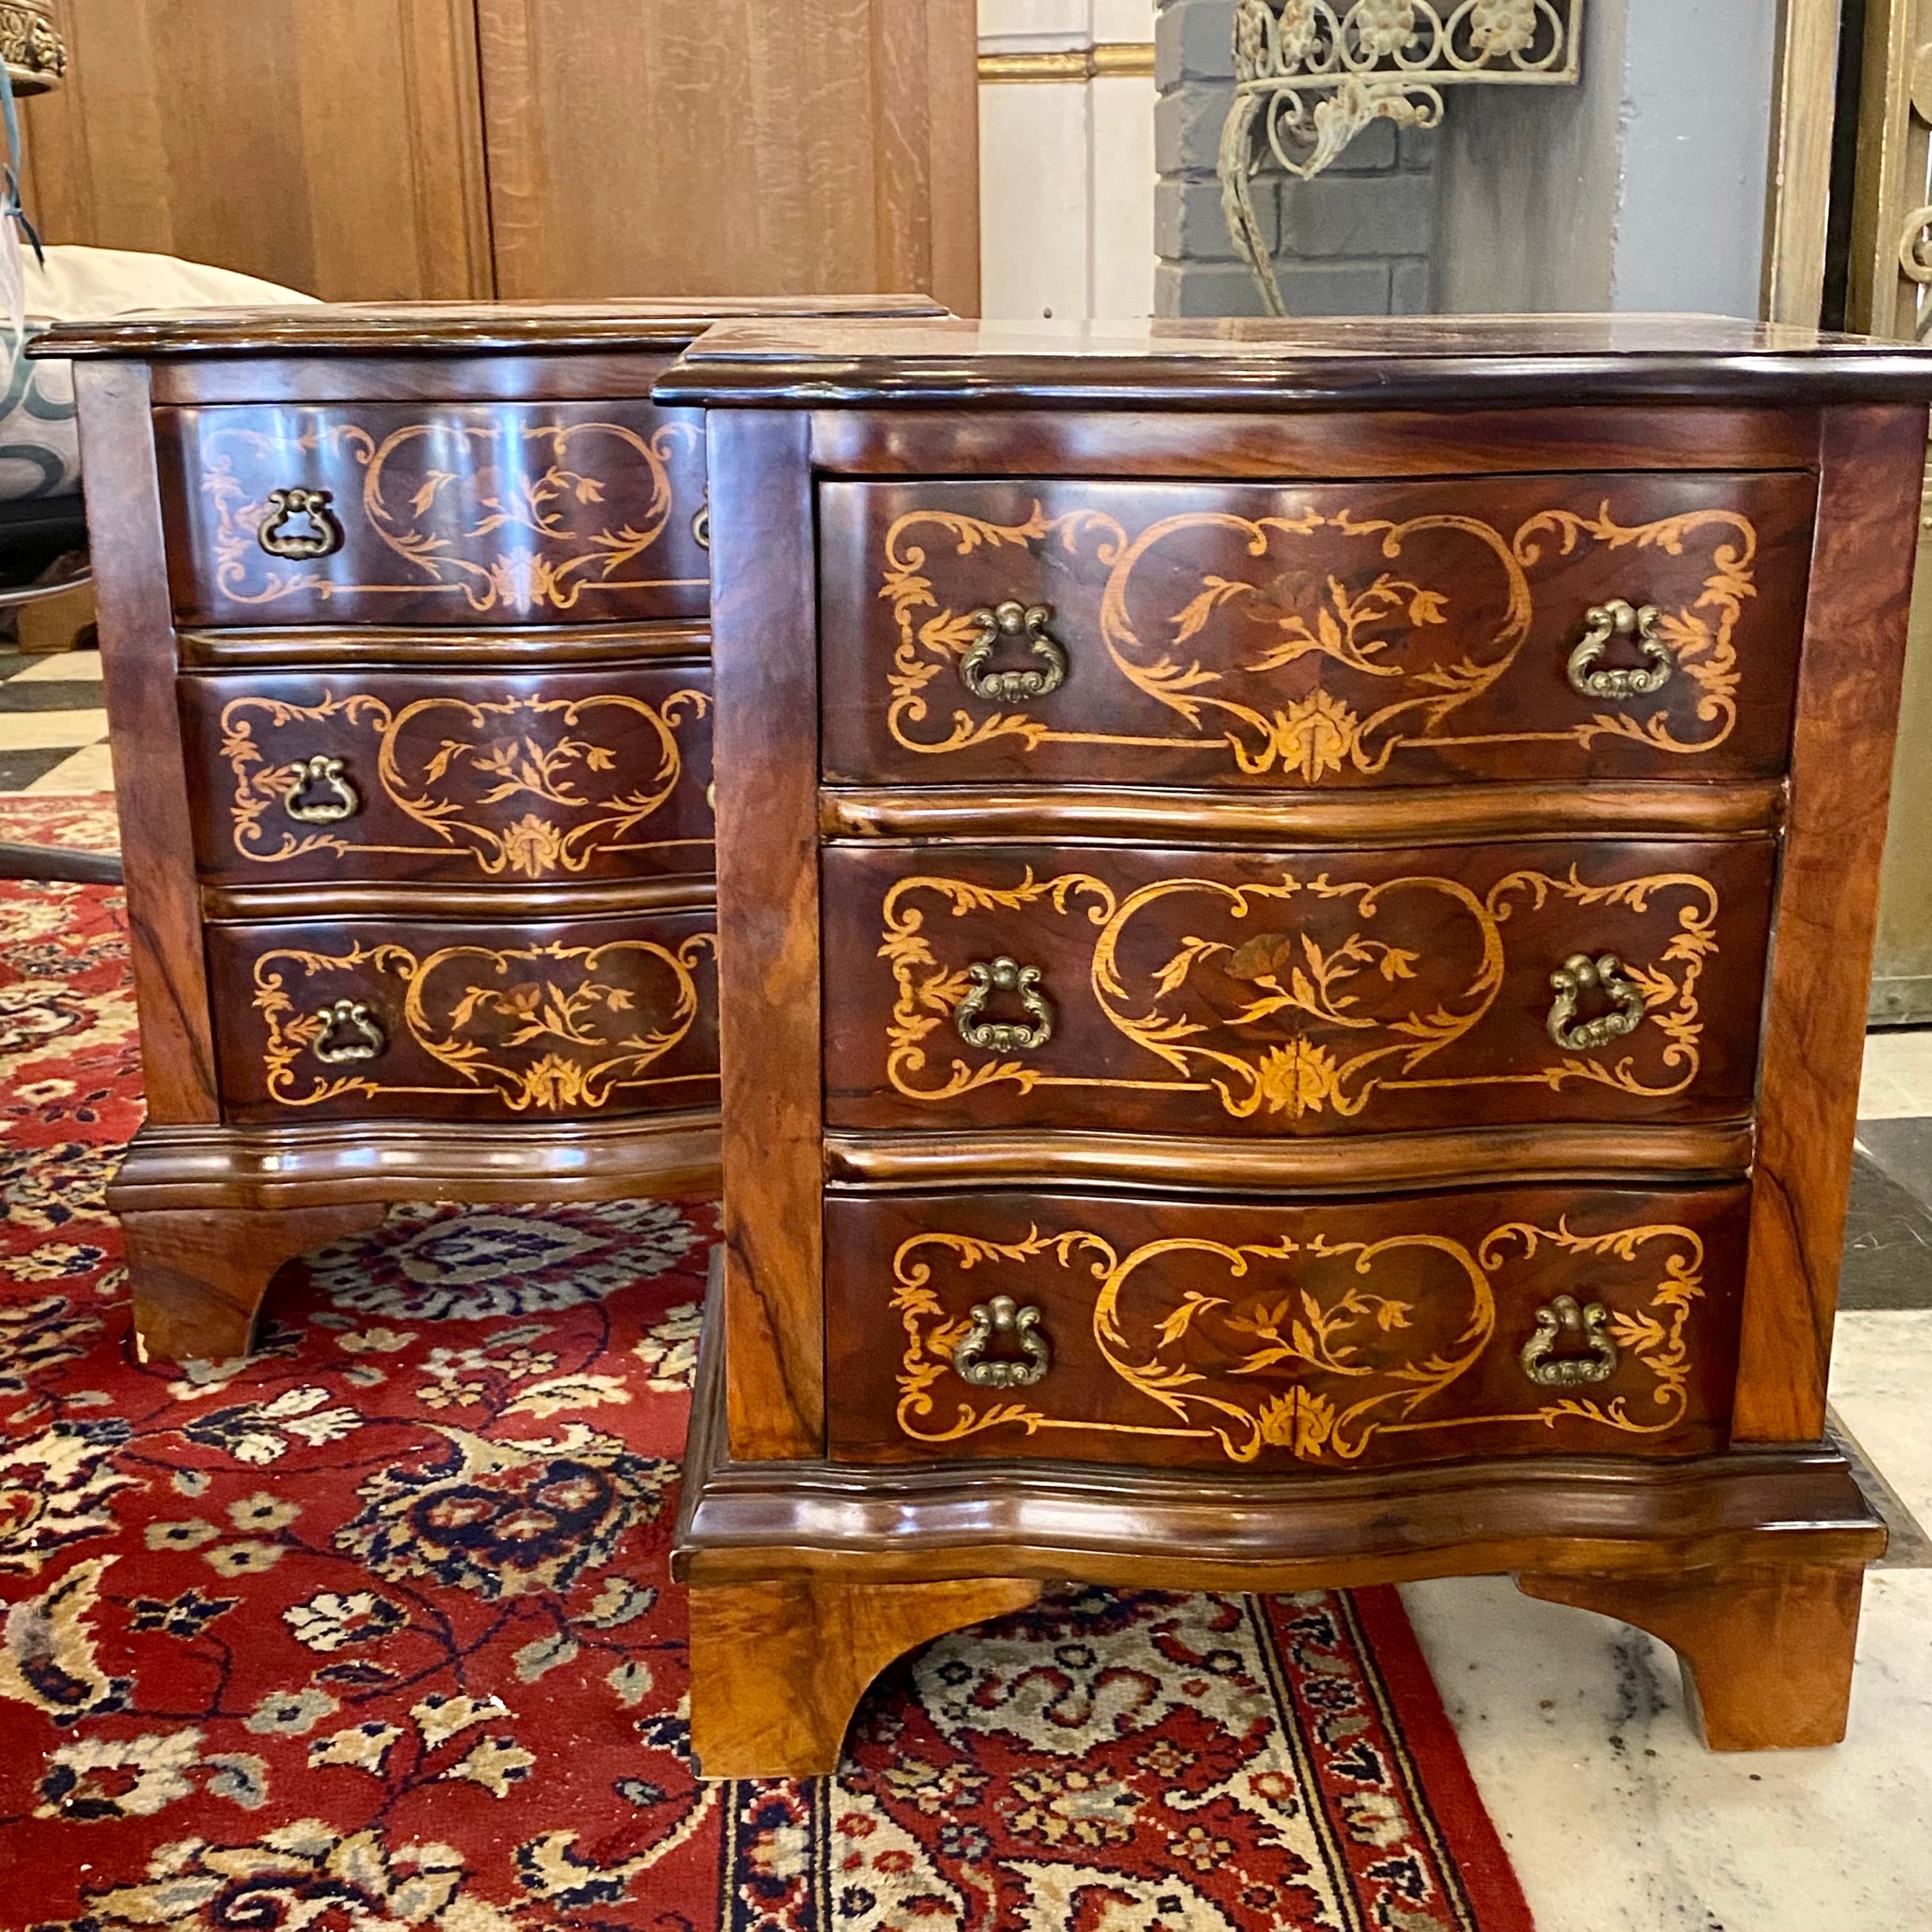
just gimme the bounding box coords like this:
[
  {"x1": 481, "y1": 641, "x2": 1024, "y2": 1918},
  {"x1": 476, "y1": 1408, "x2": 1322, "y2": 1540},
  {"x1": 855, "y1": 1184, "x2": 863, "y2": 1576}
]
[
  {"x1": 120, "y1": 1203, "x2": 387, "y2": 1364},
  {"x1": 685, "y1": 1572, "x2": 1042, "y2": 1777},
  {"x1": 1516, "y1": 1559, "x2": 1869, "y2": 1750}
]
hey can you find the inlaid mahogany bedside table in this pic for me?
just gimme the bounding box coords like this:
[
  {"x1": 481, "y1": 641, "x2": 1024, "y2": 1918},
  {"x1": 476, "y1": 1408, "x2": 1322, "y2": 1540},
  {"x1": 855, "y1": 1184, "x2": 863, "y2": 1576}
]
[
  {"x1": 660, "y1": 315, "x2": 1929, "y2": 1774},
  {"x1": 43, "y1": 297, "x2": 940, "y2": 1365}
]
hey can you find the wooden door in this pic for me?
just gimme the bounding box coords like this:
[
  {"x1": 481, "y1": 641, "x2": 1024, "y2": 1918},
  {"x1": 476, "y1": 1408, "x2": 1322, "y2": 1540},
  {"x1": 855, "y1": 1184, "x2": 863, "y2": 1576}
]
[
  {"x1": 19, "y1": 0, "x2": 491, "y2": 301},
  {"x1": 474, "y1": 0, "x2": 980, "y2": 312}
]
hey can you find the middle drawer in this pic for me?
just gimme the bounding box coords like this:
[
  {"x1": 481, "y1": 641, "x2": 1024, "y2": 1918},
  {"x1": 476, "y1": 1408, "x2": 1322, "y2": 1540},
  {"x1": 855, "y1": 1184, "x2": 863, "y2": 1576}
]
[
  {"x1": 180, "y1": 664, "x2": 713, "y2": 888},
  {"x1": 823, "y1": 838, "x2": 1775, "y2": 1138}
]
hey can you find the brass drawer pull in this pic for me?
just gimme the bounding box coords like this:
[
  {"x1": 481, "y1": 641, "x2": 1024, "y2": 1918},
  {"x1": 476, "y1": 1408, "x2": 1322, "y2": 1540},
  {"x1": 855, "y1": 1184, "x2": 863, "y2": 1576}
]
[
  {"x1": 310, "y1": 998, "x2": 385, "y2": 1065},
  {"x1": 954, "y1": 1295, "x2": 1051, "y2": 1388},
  {"x1": 1520, "y1": 1295, "x2": 1619, "y2": 1386},
  {"x1": 258, "y1": 487, "x2": 345, "y2": 560},
  {"x1": 1568, "y1": 600, "x2": 1673, "y2": 699},
  {"x1": 281, "y1": 754, "x2": 360, "y2": 825},
  {"x1": 961, "y1": 600, "x2": 1068, "y2": 702},
  {"x1": 955, "y1": 956, "x2": 1055, "y2": 1052},
  {"x1": 1547, "y1": 952, "x2": 1647, "y2": 1051}
]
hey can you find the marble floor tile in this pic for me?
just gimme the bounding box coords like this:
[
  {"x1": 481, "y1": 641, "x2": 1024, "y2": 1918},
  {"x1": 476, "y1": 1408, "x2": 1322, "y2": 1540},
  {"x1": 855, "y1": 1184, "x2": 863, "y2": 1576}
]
[
  {"x1": 0, "y1": 705, "x2": 106, "y2": 751},
  {"x1": 1402, "y1": 1308, "x2": 1932, "y2": 1930},
  {"x1": 1860, "y1": 1030, "x2": 1932, "y2": 1119},
  {"x1": 3, "y1": 648, "x2": 101, "y2": 683},
  {"x1": 1399, "y1": 1572, "x2": 1932, "y2": 1932},
  {"x1": 1839, "y1": 1150, "x2": 1932, "y2": 1309},
  {"x1": 22, "y1": 740, "x2": 114, "y2": 793},
  {"x1": 1858, "y1": 1117, "x2": 1932, "y2": 1213}
]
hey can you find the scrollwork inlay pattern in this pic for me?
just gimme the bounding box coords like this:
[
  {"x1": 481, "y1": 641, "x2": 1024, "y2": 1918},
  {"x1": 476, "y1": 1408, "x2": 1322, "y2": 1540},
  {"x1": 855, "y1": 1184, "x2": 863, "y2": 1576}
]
[
  {"x1": 197, "y1": 415, "x2": 706, "y2": 617},
  {"x1": 879, "y1": 496, "x2": 1751, "y2": 781},
  {"x1": 216, "y1": 688, "x2": 710, "y2": 880},
  {"x1": 880, "y1": 863, "x2": 1718, "y2": 1122},
  {"x1": 251, "y1": 934, "x2": 715, "y2": 1114},
  {"x1": 892, "y1": 1213, "x2": 1703, "y2": 1463}
]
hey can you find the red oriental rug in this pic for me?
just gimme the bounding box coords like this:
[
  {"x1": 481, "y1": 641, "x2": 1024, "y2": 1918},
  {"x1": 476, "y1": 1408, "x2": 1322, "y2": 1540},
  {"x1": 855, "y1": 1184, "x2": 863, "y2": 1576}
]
[{"x1": 0, "y1": 878, "x2": 1534, "y2": 1931}]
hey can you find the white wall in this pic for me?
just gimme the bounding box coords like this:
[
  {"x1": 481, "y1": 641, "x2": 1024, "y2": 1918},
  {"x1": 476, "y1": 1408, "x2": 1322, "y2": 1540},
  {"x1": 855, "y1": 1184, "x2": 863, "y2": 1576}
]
[
  {"x1": 978, "y1": 0, "x2": 1157, "y2": 319},
  {"x1": 1436, "y1": 0, "x2": 1778, "y2": 316}
]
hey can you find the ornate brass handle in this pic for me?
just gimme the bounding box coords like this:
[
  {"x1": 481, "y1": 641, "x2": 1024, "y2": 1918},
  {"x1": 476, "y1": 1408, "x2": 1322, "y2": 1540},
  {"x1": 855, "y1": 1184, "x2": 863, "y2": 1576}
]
[
  {"x1": 310, "y1": 998, "x2": 385, "y2": 1065},
  {"x1": 258, "y1": 487, "x2": 345, "y2": 560},
  {"x1": 955, "y1": 957, "x2": 1055, "y2": 1052},
  {"x1": 281, "y1": 754, "x2": 360, "y2": 825},
  {"x1": 692, "y1": 494, "x2": 710, "y2": 550},
  {"x1": 960, "y1": 601, "x2": 1069, "y2": 703},
  {"x1": 1520, "y1": 1295, "x2": 1619, "y2": 1386},
  {"x1": 953, "y1": 1295, "x2": 1051, "y2": 1388},
  {"x1": 1567, "y1": 600, "x2": 1673, "y2": 699},
  {"x1": 1547, "y1": 952, "x2": 1647, "y2": 1051}
]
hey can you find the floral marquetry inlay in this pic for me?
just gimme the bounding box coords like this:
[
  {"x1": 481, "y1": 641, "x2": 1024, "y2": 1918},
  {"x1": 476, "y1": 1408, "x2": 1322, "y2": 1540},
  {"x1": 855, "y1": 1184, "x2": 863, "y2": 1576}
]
[
  {"x1": 878, "y1": 860, "x2": 1720, "y2": 1123},
  {"x1": 181, "y1": 404, "x2": 708, "y2": 619},
  {"x1": 250, "y1": 935, "x2": 714, "y2": 1115},
  {"x1": 875, "y1": 493, "x2": 1756, "y2": 780},
  {"x1": 214, "y1": 687, "x2": 710, "y2": 880},
  {"x1": 890, "y1": 1215, "x2": 1705, "y2": 1464}
]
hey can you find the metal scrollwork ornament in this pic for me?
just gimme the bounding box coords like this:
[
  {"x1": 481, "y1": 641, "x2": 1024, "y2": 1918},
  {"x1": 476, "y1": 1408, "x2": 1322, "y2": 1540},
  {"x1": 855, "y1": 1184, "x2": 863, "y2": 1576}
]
[
  {"x1": 955, "y1": 957, "x2": 1055, "y2": 1053},
  {"x1": 1546, "y1": 952, "x2": 1647, "y2": 1052},
  {"x1": 953, "y1": 1295, "x2": 1052, "y2": 1388},
  {"x1": 258, "y1": 487, "x2": 345, "y2": 560},
  {"x1": 310, "y1": 998, "x2": 385, "y2": 1065},
  {"x1": 281, "y1": 754, "x2": 360, "y2": 825},
  {"x1": 1519, "y1": 1294, "x2": 1619, "y2": 1386},
  {"x1": 959, "y1": 601, "x2": 1069, "y2": 704},
  {"x1": 1567, "y1": 600, "x2": 1674, "y2": 700}
]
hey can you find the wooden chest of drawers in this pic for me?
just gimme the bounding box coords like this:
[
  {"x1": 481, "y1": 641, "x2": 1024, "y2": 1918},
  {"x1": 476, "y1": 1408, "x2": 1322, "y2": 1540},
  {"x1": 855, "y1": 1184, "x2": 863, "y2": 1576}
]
[
  {"x1": 663, "y1": 316, "x2": 1930, "y2": 1776},
  {"x1": 48, "y1": 298, "x2": 940, "y2": 1364}
]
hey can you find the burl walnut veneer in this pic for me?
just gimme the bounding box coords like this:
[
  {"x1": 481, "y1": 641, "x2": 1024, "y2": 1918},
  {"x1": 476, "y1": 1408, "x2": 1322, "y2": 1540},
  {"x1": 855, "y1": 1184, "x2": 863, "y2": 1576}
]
[
  {"x1": 43, "y1": 298, "x2": 941, "y2": 1364},
  {"x1": 659, "y1": 316, "x2": 1932, "y2": 1775}
]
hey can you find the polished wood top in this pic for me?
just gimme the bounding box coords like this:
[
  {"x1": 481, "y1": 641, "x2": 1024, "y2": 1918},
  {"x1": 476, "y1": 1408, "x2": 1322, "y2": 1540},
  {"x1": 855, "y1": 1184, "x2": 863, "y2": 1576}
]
[
  {"x1": 38, "y1": 295, "x2": 947, "y2": 360},
  {"x1": 658, "y1": 313, "x2": 1932, "y2": 408}
]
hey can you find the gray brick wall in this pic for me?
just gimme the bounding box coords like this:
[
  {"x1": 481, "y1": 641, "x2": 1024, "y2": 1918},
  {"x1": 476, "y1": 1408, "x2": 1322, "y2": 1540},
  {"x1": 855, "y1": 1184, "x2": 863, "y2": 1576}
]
[{"x1": 1155, "y1": 0, "x2": 1437, "y2": 318}]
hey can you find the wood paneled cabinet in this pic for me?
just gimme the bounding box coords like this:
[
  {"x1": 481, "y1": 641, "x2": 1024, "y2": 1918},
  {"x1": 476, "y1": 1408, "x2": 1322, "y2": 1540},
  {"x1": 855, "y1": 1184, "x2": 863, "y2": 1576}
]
[{"x1": 20, "y1": 0, "x2": 979, "y2": 312}]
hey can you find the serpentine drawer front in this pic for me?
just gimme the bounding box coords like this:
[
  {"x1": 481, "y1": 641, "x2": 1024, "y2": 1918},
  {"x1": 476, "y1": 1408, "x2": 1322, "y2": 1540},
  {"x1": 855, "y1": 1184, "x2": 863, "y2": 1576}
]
[
  {"x1": 156, "y1": 395, "x2": 712, "y2": 629},
  {"x1": 664, "y1": 316, "x2": 1930, "y2": 1775},
  {"x1": 180, "y1": 663, "x2": 714, "y2": 888},
  {"x1": 205, "y1": 909, "x2": 719, "y2": 1124},
  {"x1": 823, "y1": 1182, "x2": 1750, "y2": 1470},
  {"x1": 821, "y1": 836, "x2": 1775, "y2": 1138},
  {"x1": 817, "y1": 471, "x2": 1815, "y2": 790}
]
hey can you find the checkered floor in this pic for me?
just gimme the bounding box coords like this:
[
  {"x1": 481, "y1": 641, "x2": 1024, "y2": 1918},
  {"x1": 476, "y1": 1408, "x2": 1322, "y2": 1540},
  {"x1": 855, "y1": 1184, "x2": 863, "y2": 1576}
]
[{"x1": 0, "y1": 645, "x2": 111, "y2": 793}]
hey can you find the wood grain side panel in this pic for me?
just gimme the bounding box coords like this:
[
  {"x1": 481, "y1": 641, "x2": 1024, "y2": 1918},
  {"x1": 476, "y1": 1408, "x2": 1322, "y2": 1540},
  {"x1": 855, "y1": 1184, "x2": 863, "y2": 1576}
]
[
  {"x1": 1735, "y1": 404, "x2": 1929, "y2": 1440},
  {"x1": 74, "y1": 364, "x2": 218, "y2": 1123},
  {"x1": 806, "y1": 406, "x2": 1823, "y2": 479},
  {"x1": 179, "y1": 662, "x2": 713, "y2": 888},
  {"x1": 824, "y1": 1183, "x2": 1751, "y2": 1470},
  {"x1": 818, "y1": 473, "x2": 1816, "y2": 791},
  {"x1": 821, "y1": 837, "x2": 1777, "y2": 1139},
  {"x1": 709, "y1": 412, "x2": 825, "y2": 1459}
]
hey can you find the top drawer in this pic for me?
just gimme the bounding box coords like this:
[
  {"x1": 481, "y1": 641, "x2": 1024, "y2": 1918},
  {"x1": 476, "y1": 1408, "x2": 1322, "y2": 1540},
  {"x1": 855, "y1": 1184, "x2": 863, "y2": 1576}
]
[
  {"x1": 819, "y1": 471, "x2": 1816, "y2": 790},
  {"x1": 157, "y1": 397, "x2": 712, "y2": 629}
]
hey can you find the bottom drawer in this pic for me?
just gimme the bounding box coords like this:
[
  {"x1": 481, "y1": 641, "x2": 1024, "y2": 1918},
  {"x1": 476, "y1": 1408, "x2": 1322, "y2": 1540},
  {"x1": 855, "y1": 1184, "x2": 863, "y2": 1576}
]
[
  {"x1": 825, "y1": 1183, "x2": 1749, "y2": 1470},
  {"x1": 206, "y1": 911, "x2": 717, "y2": 1123}
]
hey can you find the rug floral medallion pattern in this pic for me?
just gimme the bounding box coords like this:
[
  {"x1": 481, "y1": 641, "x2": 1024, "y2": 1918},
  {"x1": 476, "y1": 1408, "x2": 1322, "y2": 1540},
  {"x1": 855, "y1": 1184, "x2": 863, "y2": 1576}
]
[{"x1": 0, "y1": 879, "x2": 1532, "y2": 1931}]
